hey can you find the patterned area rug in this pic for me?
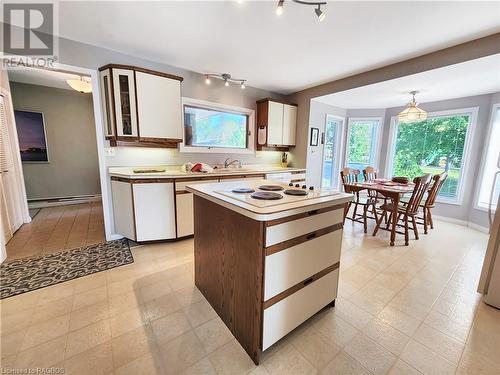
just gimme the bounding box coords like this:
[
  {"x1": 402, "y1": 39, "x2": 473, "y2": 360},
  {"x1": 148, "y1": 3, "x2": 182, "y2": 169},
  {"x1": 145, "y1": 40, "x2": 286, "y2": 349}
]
[{"x1": 0, "y1": 239, "x2": 133, "y2": 299}]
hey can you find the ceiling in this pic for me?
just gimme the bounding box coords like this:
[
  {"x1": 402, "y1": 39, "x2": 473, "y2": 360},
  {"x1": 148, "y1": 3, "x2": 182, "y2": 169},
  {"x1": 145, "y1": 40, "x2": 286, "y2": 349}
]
[
  {"x1": 313, "y1": 54, "x2": 500, "y2": 109},
  {"x1": 55, "y1": 1, "x2": 500, "y2": 94},
  {"x1": 7, "y1": 68, "x2": 91, "y2": 90}
]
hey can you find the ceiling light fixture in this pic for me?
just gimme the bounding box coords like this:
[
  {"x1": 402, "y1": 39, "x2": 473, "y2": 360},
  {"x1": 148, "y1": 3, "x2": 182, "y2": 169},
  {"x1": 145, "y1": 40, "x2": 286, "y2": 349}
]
[
  {"x1": 203, "y1": 73, "x2": 247, "y2": 88},
  {"x1": 398, "y1": 91, "x2": 428, "y2": 123},
  {"x1": 66, "y1": 76, "x2": 92, "y2": 93},
  {"x1": 276, "y1": 0, "x2": 327, "y2": 21}
]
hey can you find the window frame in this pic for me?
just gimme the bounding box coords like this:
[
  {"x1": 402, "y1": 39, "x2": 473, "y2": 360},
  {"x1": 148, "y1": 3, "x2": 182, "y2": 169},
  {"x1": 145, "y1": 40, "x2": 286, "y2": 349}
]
[
  {"x1": 320, "y1": 114, "x2": 345, "y2": 189},
  {"x1": 344, "y1": 117, "x2": 383, "y2": 171},
  {"x1": 385, "y1": 107, "x2": 478, "y2": 206},
  {"x1": 180, "y1": 97, "x2": 255, "y2": 154},
  {"x1": 474, "y1": 102, "x2": 500, "y2": 212}
]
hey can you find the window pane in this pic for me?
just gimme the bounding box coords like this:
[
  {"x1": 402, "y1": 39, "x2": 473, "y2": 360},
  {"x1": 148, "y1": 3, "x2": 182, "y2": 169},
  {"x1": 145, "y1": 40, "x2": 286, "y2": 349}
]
[
  {"x1": 184, "y1": 105, "x2": 248, "y2": 149},
  {"x1": 322, "y1": 119, "x2": 339, "y2": 188},
  {"x1": 347, "y1": 120, "x2": 379, "y2": 177},
  {"x1": 392, "y1": 114, "x2": 471, "y2": 200},
  {"x1": 477, "y1": 107, "x2": 500, "y2": 210}
]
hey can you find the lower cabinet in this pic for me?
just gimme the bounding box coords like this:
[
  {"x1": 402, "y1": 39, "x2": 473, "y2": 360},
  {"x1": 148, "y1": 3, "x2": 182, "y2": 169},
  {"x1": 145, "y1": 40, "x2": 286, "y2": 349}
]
[
  {"x1": 111, "y1": 179, "x2": 176, "y2": 241},
  {"x1": 176, "y1": 193, "x2": 194, "y2": 238}
]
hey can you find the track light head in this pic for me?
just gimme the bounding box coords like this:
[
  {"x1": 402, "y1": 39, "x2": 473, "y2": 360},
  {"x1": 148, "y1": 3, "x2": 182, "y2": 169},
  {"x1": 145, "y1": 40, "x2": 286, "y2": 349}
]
[
  {"x1": 240, "y1": 81, "x2": 246, "y2": 89},
  {"x1": 205, "y1": 76, "x2": 211, "y2": 85},
  {"x1": 315, "y1": 5, "x2": 325, "y2": 21},
  {"x1": 224, "y1": 80, "x2": 230, "y2": 87},
  {"x1": 276, "y1": 0, "x2": 284, "y2": 15}
]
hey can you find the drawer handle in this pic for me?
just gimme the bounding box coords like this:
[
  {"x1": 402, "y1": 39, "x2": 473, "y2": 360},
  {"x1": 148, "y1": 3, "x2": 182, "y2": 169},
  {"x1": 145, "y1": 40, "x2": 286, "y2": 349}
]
[
  {"x1": 303, "y1": 277, "x2": 314, "y2": 286},
  {"x1": 307, "y1": 210, "x2": 319, "y2": 216},
  {"x1": 306, "y1": 233, "x2": 317, "y2": 240}
]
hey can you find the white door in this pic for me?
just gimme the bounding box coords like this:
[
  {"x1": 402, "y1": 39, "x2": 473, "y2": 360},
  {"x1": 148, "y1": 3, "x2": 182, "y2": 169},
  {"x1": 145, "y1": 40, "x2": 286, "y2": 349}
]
[
  {"x1": 112, "y1": 69, "x2": 138, "y2": 138},
  {"x1": 282, "y1": 104, "x2": 297, "y2": 146},
  {"x1": 321, "y1": 116, "x2": 344, "y2": 189},
  {"x1": 99, "y1": 69, "x2": 115, "y2": 137},
  {"x1": 133, "y1": 182, "x2": 176, "y2": 241},
  {"x1": 135, "y1": 72, "x2": 182, "y2": 140},
  {"x1": 267, "y1": 101, "x2": 284, "y2": 146}
]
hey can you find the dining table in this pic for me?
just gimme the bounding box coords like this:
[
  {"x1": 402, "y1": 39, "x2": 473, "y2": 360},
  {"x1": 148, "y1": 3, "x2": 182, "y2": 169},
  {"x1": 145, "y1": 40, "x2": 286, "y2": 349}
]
[{"x1": 343, "y1": 179, "x2": 415, "y2": 246}]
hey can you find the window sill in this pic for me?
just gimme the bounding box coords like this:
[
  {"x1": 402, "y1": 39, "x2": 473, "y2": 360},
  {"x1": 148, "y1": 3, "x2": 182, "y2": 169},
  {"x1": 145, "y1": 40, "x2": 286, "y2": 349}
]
[{"x1": 179, "y1": 144, "x2": 255, "y2": 155}]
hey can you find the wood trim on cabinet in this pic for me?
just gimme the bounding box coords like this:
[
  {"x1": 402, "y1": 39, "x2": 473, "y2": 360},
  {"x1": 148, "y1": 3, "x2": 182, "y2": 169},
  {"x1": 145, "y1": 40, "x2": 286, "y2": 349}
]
[
  {"x1": 110, "y1": 176, "x2": 175, "y2": 184},
  {"x1": 265, "y1": 204, "x2": 344, "y2": 227},
  {"x1": 265, "y1": 223, "x2": 343, "y2": 256},
  {"x1": 256, "y1": 97, "x2": 298, "y2": 107},
  {"x1": 175, "y1": 190, "x2": 191, "y2": 195},
  {"x1": 110, "y1": 139, "x2": 180, "y2": 148},
  {"x1": 110, "y1": 176, "x2": 131, "y2": 183},
  {"x1": 109, "y1": 68, "x2": 118, "y2": 139},
  {"x1": 133, "y1": 70, "x2": 141, "y2": 139},
  {"x1": 263, "y1": 262, "x2": 340, "y2": 309},
  {"x1": 173, "y1": 180, "x2": 179, "y2": 238},
  {"x1": 99, "y1": 64, "x2": 184, "y2": 81}
]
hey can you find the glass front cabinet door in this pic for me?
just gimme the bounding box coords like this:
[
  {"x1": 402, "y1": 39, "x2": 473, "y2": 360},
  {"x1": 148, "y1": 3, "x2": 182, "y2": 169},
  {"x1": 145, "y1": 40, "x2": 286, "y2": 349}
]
[
  {"x1": 99, "y1": 68, "x2": 115, "y2": 138},
  {"x1": 111, "y1": 69, "x2": 138, "y2": 138}
]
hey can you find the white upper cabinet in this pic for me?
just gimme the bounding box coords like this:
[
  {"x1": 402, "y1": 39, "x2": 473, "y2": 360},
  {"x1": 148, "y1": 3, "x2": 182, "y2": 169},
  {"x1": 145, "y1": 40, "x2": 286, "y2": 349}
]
[
  {"x1": 257, "y1": 99, "x2": 297, "y2": 148},
  {"x1": 112, "y1": 68, "x2": 139, "y2": 138},
  {"x1": 99, "y1": 64, "x2": 184, "y2": 147},
  {"x1": 283, "y1": 104, "x2": 297, "y2": 146},
  {"x1": 267, "y1": 101, "x2": 284, "y2": 146},
  {"x1": 135, "y1": 71, "x2": 182, "y2": 140},
  {"x1": 99, "y1": 69, "x2": 115, "y2": 138}
]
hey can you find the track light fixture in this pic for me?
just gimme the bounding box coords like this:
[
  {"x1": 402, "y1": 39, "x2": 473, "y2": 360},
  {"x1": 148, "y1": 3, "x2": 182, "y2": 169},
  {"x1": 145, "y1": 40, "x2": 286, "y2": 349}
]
[
  {"x1": 203, "y1": 73, "x2": 247, "y2": 89},
  {"x1": 276, "y1": 0, "x2": 327, "y2": 21}
]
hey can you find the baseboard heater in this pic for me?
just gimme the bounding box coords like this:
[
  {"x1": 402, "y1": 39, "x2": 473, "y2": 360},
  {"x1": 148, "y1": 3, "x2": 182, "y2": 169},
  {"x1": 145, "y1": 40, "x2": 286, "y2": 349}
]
[{"x1": 28, "y1": 194, "x2": 102, "y2": 208}]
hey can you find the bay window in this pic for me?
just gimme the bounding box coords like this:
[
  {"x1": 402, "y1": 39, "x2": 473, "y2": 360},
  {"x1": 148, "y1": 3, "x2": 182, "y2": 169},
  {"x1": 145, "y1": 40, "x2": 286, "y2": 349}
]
[{"x1": 345, "y1": 118, "x2": 381, "y2": 179}]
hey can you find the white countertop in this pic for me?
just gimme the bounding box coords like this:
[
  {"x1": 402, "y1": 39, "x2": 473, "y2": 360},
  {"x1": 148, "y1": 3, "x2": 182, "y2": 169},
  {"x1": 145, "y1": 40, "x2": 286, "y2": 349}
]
[
  {"x1": 186, "y1": 179, "x2": 353, "y2": 221},
  {"x1": 108, "y1": 165, "x2": 305, "y2": 179}
]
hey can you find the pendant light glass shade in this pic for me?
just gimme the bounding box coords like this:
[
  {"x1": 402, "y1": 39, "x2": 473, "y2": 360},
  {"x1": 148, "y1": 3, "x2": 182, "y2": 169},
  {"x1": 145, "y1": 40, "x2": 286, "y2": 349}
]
[
  {"x1": 398, "y1": 91, "x2": 427, "y2": 123},
  {"x1": 66, "y1": 77, "x2": 92, "y2": 93}
]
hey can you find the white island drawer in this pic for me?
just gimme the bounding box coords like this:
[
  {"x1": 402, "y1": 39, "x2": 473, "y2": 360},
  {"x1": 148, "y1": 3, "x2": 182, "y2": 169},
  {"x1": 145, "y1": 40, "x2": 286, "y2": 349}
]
[
  {"x1": 262, "y1": 269, "x2": 339, "y2": 350},
  {"x1": 265, "y1": 208, "x2": 343, "y2": 246},
  {"x1": 264, "y1": 229, "x2": 342, "y2": 300}
]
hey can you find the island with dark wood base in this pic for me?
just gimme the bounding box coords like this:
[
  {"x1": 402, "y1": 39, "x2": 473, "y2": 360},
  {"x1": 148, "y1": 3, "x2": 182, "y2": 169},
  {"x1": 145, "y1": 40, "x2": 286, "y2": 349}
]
[{"x1": 186, "y1": 179, "x2": 352, "y2": 364}]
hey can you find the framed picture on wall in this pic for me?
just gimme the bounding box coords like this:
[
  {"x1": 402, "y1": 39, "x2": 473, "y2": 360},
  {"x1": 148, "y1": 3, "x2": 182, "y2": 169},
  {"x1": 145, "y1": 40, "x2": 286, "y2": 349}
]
[
  {"x1": 14, "y1": 110, "x2": 49, "y2": 163},
  {"x1": 310, "y1": 127, "x2": 319, "y2": 146}
]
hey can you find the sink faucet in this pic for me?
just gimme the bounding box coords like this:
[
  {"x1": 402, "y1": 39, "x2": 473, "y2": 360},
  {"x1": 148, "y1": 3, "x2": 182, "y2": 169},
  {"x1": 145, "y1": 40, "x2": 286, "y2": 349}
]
[{"x1": 224, "y1": 158, "x2": 241, "y2": 168}]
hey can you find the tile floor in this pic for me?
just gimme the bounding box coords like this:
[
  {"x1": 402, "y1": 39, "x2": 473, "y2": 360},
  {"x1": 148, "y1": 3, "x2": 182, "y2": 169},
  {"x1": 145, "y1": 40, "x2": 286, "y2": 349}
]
[
  {"x1": 6, "y1": 201, "x2": 105, "y2": 261},
  {"x1": 1, "y1": 219, "x2": 499, "y2": 374}
]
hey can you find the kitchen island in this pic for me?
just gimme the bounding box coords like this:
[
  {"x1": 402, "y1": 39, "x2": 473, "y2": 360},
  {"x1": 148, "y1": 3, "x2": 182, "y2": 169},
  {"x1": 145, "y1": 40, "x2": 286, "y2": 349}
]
[{"x1": 187, "y1": 179, "x2": 352, "y2": 364}]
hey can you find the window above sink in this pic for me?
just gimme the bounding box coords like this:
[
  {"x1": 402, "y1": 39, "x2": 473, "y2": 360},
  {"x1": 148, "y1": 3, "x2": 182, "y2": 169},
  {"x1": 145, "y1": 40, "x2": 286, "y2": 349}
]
[{"x1": 180, "y1": 98, "x2": 255, "y2": 154}]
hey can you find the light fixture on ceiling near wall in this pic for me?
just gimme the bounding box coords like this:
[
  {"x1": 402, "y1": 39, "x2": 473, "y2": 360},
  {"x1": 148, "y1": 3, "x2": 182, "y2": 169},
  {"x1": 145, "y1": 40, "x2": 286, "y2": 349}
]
[
  {"x1": 276, "y1": 0, "x2": 327, "y2": 21},
  {"x1": 398, "y1": 91, "x2": 428, "y2": 123},
  {"x1": 204, "y1": 73, "x2": 247, "y2": 89},
  {"x1": 66, "y1": 76, "x2": 92, "y2": 93}
]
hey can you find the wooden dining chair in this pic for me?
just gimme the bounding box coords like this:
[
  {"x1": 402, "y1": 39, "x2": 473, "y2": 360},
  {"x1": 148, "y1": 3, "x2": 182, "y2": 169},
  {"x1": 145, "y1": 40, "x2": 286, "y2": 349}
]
[
  {"x1": 373, "y1": 174, "x2": 432, "y2": 245},
  {"x1": 419, "y1": 172, "x2": 448, "y2": 234},
  {"x1": 341, "y1": 168, "x2": 378, "y2": 233}
]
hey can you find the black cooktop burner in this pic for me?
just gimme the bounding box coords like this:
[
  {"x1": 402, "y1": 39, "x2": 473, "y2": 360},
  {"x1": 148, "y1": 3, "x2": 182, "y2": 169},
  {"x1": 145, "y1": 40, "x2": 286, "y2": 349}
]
[
  {"x1": 232, "y1": 188, "x2": 255, "y2": 193},
  {"x1": 251, "y1": 192, "x2": 283, "y2": 200},
  {"x1": 258, "y1": 185, "x2": 284, "y2": 191},
  {"x1": 283, "y1": 189, "x2": 308, "y2": 196}
]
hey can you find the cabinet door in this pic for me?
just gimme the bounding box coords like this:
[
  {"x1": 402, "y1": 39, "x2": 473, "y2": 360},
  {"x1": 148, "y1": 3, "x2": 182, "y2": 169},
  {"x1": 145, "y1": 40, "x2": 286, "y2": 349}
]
[
  {"x1": 111, "y1": 181, "x2": 135, "y2": 240},
  {"x1": 176, "y1": 193, "x2": 194, "y2": 237},
  {"x1": 136, "y1": 72, "x2": 182, "y2": 140},
  {"x1": 267, "y1": 101, "x2": 284, "y2": 146},
  {"x1": 282, "y1": 104, "x2": 297, "y2": 146},
  {"x1": 133, "y1": 183, "x2": 176, "y2": 241},
  {"x1": 112, "y1": 69, "x2": 138, "y2": 138},
  {"x1": 99, "y1": 69, "x2": 115, "y2": 137}
]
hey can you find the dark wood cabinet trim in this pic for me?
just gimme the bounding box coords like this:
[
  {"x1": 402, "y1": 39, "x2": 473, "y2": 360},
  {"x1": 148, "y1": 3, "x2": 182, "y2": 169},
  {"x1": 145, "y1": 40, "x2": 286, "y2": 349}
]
[
  {"x1": 133, "y1": 70, "x2": 141, "y2": 139},
  {"x1": 110, "y1": 176, "x2": 175, "y2": 184},
  {"x1": 99, "y1": 64, "x2": 184, "y2": 81},
  {"x1": 265, "y1": 223, "x2": 343, "y2": 256},
  {"x1": 175, "y1": 190, "x2": 191, "y2": 195},
  {"x1": 256, "y1": 97, "x2": 298, "y2": 107},
  {"x1": 110, "y1": 139, "x2": 180, "y2": 148},
  {"x1": 265, "y1": 205, "x2": 344, "y2": 227},
  {"x1": 110, "y1": 176, "x2": 131, "y2": 183},
  {"x1": 263, "y1": 262, "x2": 339, "y2": 310},
  {"x1": 108, "y1": 68, "x2": 118, "y2": 138}
]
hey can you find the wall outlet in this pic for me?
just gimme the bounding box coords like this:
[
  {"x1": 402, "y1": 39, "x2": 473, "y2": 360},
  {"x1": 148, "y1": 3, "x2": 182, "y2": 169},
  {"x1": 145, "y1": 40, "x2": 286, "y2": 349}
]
[{"x1": 104, "y1": 148, "x2": 116, "y2": 157}]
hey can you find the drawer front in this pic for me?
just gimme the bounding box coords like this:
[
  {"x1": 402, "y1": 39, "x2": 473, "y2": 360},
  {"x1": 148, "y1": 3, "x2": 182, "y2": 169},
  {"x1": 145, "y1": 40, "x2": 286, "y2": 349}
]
[
  {"x1": 264, "y1": 230, "x2": 342, "y2": 300},
  {"x1": 176, "y1": 179, "x2": 219, "y2": 191},
  {"x1": 265, "y1": 208, "x2": 343, "y2": 246},
  {"x1": 290, "y1": 173, "x2": 306, "y2": 182},
  {"x1": 262, "y1": 269, "x2": 339, "y2": 350}
]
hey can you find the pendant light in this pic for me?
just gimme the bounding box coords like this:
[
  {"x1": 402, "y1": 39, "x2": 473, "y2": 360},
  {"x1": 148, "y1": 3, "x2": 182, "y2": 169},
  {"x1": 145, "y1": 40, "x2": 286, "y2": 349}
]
[
  {"x1": 398, "y1": 91, "x2": 427, "y2": 123},
  {"x1": 66, "y1": 76, "x2": 92, "y2": 93}
]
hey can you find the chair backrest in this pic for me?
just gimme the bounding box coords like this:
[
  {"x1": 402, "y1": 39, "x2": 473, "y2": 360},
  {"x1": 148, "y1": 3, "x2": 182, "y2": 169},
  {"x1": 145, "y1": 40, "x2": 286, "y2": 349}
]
[
  {"x1": 363, "y1": 167, "x2": 378, "y2": 182},
  {"x1": 340, "y1": 168, "x2": 360, "y2": 193},
  {"x1": 424, "y1": 172, "x2": 448, "y2": 208},
  {"x1": 405, "y1": 174, "x2": 432, "y2": 215}
]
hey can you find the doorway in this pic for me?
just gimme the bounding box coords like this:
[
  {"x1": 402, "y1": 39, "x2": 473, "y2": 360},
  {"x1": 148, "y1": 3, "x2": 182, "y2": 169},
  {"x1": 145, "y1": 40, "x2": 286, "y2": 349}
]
[{"x1": 320, "y1": 114, "x2": 344, "y2": 189}]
